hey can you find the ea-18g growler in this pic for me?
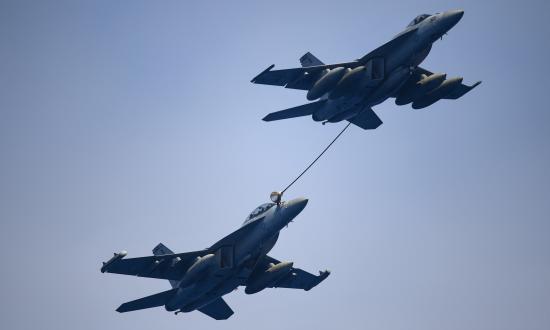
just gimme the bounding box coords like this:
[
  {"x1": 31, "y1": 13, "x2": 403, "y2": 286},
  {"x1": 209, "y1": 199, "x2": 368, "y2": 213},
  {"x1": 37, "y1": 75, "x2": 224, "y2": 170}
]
[
  {"x1": 100, "y1": 195, "x2": 329, "y2": 320},
  {"x1": 252, "y1": 9, "x2": 481, "y2": 130}
]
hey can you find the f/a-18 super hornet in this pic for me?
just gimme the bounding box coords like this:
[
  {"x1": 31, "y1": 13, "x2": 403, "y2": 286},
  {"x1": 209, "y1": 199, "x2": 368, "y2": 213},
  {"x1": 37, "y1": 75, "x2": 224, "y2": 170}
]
[
  {"x1": 251, "y1": 9, "x2": 481, "y2": 130},
  {"x1": 100, "y1": 195, "x2": 329, "y2": 320}
]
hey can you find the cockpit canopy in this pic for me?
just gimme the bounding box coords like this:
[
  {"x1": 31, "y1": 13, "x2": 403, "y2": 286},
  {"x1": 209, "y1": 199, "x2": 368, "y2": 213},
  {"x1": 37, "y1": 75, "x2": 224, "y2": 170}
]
[
  {"x1": 242, "y1": 203, "x2": 275, "y2": 225},
  {"x1": 407, "y1": 14, "x2": 431, "y2": 27}
]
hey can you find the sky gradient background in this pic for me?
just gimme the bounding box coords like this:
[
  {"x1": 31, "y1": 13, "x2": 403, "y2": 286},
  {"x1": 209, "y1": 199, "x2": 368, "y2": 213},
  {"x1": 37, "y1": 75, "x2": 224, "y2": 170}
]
[{"x1": 1, "y1": 1, "x2": 549, "y2": 329}]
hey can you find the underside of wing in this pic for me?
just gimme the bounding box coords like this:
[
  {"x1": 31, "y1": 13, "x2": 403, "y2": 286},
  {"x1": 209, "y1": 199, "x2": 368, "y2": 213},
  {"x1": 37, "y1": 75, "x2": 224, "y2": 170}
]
[
  {"x1": 262, "y1": 255, "x2": 330, "y2": 291},
  {"x1": 100, "y1": 250, "x2": 208, "y2": 281},
  {"x1": 251, "y1": 61, "x2": 360, "y2": 91},
  {"x1": 252, "y1": 27, "x2": 418, "y2": 92},
  {"x1": 198, "y1": 297, "x2": 234, "y2": 320},
  {"x1": 394, "y1": 66, "x2": 481, "y2": 108},
  {"x1": 443, "y1": 80, "x2": 482, "y2": 99},
  {"x1": 347, "y1": 108, "x2": 383, "y2": 130},
  {"x1": 412, "y1": 66, "x2": 481, "y2": 100}
]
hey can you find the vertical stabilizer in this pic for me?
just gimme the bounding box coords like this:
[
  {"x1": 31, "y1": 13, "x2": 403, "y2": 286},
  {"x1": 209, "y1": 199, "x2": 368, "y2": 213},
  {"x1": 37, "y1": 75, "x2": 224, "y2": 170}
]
[
  {"x1": 300, "y1": 52, "x2": 324, "y2": 67},
  {"x1": 153, "y1": 243, "x2": 179, "y2": 288}
]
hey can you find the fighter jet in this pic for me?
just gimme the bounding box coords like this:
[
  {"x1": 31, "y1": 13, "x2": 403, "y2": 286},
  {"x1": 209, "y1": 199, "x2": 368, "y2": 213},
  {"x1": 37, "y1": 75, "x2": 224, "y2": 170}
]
[
  {"x1": 251, "y1": 9, "x2": 481, "y2": 130},
  {"x1": 100, "y1": 195, "x2": 329, "y2": 320}
]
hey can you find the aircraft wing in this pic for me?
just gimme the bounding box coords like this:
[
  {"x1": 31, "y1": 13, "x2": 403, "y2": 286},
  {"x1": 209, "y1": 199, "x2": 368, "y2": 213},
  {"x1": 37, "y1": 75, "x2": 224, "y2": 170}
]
[
  {"x1": 100, "y1": 249, "x2": 209, "y2": 281},
  {"x1": 251, "y1": 61, "x2": 360, "y2": 91},
  {"x1": 263, "y1": 255, "x2": 330, "y2": 291},
  {"x1": 414, "y1": 66, "x2": 482, "y2": 99},
  {"x1": 252, "y1": 27, "x2": 418, "y2": 91},
  {"x1": 198, "y1": 297, "x2": 234, "y2": 320}
]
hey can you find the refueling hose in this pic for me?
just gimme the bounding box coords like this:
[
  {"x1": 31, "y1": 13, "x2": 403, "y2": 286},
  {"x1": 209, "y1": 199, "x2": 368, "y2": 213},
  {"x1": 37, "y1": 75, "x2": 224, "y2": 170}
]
[{"x1": 280, "y1": 122, "x2": 352, "y2": 196}]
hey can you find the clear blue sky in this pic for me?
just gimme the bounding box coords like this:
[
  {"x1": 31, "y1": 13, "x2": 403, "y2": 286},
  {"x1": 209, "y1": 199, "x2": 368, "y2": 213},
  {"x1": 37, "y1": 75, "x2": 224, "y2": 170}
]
[{"x1": 1, "y1": 1, "x2": 549, "y2": 329}]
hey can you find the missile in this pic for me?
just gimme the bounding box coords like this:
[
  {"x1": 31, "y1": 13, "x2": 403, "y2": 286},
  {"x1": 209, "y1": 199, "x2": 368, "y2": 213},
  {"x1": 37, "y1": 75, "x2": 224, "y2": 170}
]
[
  {"x1": 101, "y1": 250, "x2": 127, "y2": 273},
  {"x1": 412, "y1": 77, "x2": 463, "y2": 109},
  {"x1": 307, "y1": 67, "x2": 347, "y2": 101},
  {"x1": 395, "y1": 73, "x2": 447, "y2": 105},
  {"x1": 245, "y1": 261, "x2": 294, "y2": 294}
]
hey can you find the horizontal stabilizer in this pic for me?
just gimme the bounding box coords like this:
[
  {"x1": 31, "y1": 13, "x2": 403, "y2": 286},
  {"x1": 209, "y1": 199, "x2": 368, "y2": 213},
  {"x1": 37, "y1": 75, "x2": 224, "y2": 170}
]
[
  {"x1": 263, "y1": 101, "x2": 325, "y2": 122},
  {"x1": 116, "y1": 288, "x2": 177, "y2": 313},
  {"x1": 198, "y1": 297, "x2": 234, "y2": 320},
  {"x1": 347, "y1": 108, "x2": 383, "y2": 130}
]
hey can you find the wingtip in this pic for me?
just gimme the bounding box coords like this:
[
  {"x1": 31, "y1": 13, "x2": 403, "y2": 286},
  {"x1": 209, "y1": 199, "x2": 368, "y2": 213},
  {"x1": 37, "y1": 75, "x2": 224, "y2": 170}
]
[
  {"x1": 304, "y1": 269, "x2": 331, "y2": 291},
  {"x1": 262, "y1": 113, "x2": 279, "y2": 122},
  {"x1": 100, "y1": 250, "x2": 127, "y2": 273},
  {"x1": 251, "y1": 64, "x2": 275, "y2": 83}
]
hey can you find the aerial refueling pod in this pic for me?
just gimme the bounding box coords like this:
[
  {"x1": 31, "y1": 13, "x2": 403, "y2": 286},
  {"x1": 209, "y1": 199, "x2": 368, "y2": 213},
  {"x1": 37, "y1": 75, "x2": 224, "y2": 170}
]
[
  {"x1": 395, "y1": 73, "x2": 447, "y2": 105},
  {"x1": 245, "y1": 261, "x2": 294, "y2": 294},
  {"x1": 179, "y1": 254, "x2": 216, "y2": 287},
  {"x1": 412, "y1": 77, "x2": 463, "y2": 109},
  {"x1": 307, "y1": 67, "x2": 347, "y2": 101}
]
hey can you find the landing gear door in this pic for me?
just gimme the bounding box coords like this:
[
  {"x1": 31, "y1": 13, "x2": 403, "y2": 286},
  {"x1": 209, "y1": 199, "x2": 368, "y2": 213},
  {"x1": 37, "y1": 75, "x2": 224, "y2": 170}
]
[
  {"x1": 364, "y1": 58, "x2": 385, "y2": 86},
  {"x1": 216, "y1": 246, "x2": 234, "y2": 269}
]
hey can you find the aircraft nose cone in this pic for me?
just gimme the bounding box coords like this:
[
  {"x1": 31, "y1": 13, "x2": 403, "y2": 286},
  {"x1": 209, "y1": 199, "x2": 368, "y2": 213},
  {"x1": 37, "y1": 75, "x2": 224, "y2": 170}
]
[
  {"x1": 293, "y1": 197, "x2": 308, "y2": 213},
  {"x1": 451, "y1": 9, "x2": 464, "y2": 21},
  {"x1": 447, "y1": 9, "x2": 464, "y2": 26},
  {"x1": 436, "y1": 9, "x2": 464, "y2": 37},
  {"x1": 284, "y1": 197, "x2": 308, "y2": 220}
]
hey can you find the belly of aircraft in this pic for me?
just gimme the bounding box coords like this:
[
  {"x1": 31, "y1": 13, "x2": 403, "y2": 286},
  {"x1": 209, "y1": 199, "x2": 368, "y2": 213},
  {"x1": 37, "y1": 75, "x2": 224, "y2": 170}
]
[
  {"x1": 312, "y1": 97, "x2": 363, "y2": 122},
  {"x1": 180, "y1": 276, "x2": 244, "y2": 312},
  {"x1": 173, "y1": 249, "x2": 267, "y2": 312}
]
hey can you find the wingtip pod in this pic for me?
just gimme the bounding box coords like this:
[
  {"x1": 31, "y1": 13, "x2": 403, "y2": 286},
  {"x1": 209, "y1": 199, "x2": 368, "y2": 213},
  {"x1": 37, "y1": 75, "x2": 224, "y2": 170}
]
[
  {"x1": 251, "y1": 64, "x2": 275, "y2": 83},
  {"x1": 101, "y1": 250, "x2": 127, "y2": 273}
]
